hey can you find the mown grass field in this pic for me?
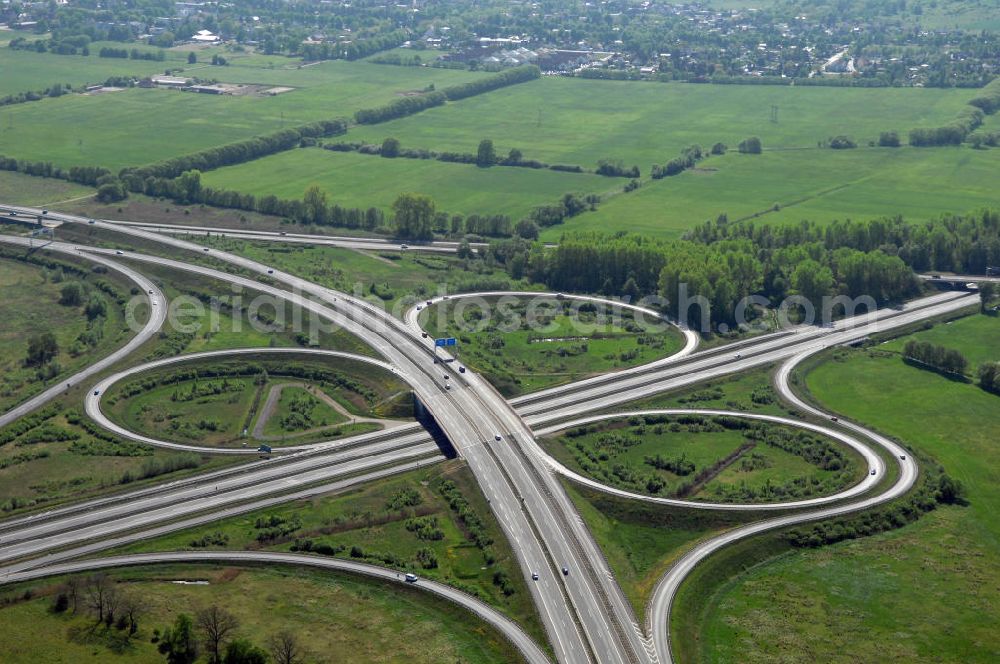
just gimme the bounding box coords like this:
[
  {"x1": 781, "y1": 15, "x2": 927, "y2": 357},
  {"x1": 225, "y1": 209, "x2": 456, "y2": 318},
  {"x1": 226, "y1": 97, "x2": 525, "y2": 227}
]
[
  {"x1": 419, "y1": 296, "x2": 685, "y2": 395},
  {"x1": 117, "y1": 461, "x2": 546, "y2": 645},
  {"x1": 202, "y1": 147, "x2": 614, "y2": 219},
  {"x1": 0, "y1": 565, "x2": 522, "y2": 664},
  {"x1": 698, "y1": 312, "x2": 1000, "y2": 663},
  {"x1": 546, "y1": 145, "x2": 1000, "y2": 239},
  {"x1": 348, "y1": 76, "x2": 976, "y2": 167},
  {"x1": 0, "y1": 58, "x2": 484, "y2": 170}
]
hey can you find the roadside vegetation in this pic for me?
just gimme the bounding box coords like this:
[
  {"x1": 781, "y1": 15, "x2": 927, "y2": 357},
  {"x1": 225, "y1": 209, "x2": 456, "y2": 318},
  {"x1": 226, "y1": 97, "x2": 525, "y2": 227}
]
[
  {"x1": 543, "y1": 414, "x2": 862, "y2": 503},
  {"x1": 104, "y1": 356, "x2": 412, "y2": 448},
  {"x1": 420, "y1": 296, "x2": 685, "y2": 395},
  {"x1": 0, "y1": 565, "x2": 522, "y2": 664},
  {"x1": 0, "y1": 250, "x2": 139, "y2": 413},
  {"x1": 690, "y1": 311, "x2": 998, "y2": 662},
  {"x1": 115, "y1": 461, "x2": 546, "y2": 646}
]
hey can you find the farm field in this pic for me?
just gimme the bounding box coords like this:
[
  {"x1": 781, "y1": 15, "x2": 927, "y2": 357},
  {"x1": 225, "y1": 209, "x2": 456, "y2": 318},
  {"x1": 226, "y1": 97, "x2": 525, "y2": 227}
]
[
  {"x1": 347, "y1": 76, "x2": 977, "y2": 168},
  {"x1": 0, "y1": 565, "x2": 521, "y2": 664},
  {"x1": 698, "y1": 312, "x2": 1000, "y2": 662},
  {"x1": 0, "y1": 170, "x2": 93, "y2": 207},
  {"x1": 553, "y1": 146, "x2": 1000, "y2": 239},
  {"x1": 202, "y1": 147, "x2": 613, "y2": 220},
  {"x1": 0, "y1": 60, "x2": 485, "y2": 171},
  {"x1": 0, "y1": 48, "x2": 169, "y2": 96}
]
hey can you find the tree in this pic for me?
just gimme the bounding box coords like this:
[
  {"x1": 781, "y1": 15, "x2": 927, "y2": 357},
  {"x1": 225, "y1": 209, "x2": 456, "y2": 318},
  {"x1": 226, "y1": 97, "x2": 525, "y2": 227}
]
[
  {"x1": 188, "y1": 52, "x2": 197, "y2": 64},
  {"x1": 514, "y1": 219, "x2": 539, "y2": 240},
  {"x1": 380, "y1": 137, "x2": 400, "y2": 158},
  {"x1": 980, "y1": 282, "x2": 996, "y2": 312},
  {"x1": 737, "y1": 136, "x2": 762, "y2": 154},
  {"x1": 476, "y1": 139, "x2": 496, "y2": 167},
  {"x1": 197, "y1": 606, "x2": 240, "y2": 664},
  {"x1": 979, "y1": 361, "x2": 1000, "y2": 394},
  {"x1": 791, "y1": 259, "x2": 834, "y2": 307},
  {"x1": 268, "y1": 630, "x2": 305, "y2": 664},
  {"x1": 506, "y1": 147, "x2": 523, "y2": 164},
  {"x1": 25, "y1": 332, "x2": 59, "y2": 367},
  {"x1": 223, "y1": 639, "x2": 268, "y2": 664},
  {"x1": 878, "y1": 131, "x2": 901, "y2": 147},
  {"x1": 391, "y1": 193, "x2": 435, "y2": 241},
  {"x1": 302, "y1": 185, "x2": 329, "y2": 225},
  {"x1": 158, "y1": 613, "x2": 198, "y2": 664},
  {"x1": 59, "y1": 282, "x2": 84, "y2": 306},
  {"x1": 174, "y1": 169, "x2": 202, "y2": 205}
]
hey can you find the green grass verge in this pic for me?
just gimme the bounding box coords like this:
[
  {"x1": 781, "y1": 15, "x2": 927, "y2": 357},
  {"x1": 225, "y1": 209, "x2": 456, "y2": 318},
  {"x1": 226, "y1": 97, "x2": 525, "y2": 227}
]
[
  {"x1": 420, "y1": 297, "x2": 685, "y2": 396},
  {"x1": 694, "y1": 311, "x2": 1000, "y2": 663},
  {"x1": 0, "y1": 564, "x2": 524, "y2": 664},
  {"x1": 113, "y1": 460, "x2": 547, "y2": 647}
]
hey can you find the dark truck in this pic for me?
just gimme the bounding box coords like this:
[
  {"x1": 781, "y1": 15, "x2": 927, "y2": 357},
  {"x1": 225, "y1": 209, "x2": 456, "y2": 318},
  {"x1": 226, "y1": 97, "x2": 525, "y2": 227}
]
[{"x1": 257, "y1": 445, "x2": 272, "y2": 458}]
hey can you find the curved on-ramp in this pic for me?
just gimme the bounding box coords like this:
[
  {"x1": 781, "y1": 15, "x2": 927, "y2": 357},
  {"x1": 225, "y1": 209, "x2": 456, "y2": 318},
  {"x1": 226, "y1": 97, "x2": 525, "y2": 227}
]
[
  {"x1": 0, "y1": 551, "x2": 550, "y2": 664},
  {"x1": 86, "y1": 347, "x2": 407, "y2": 455},
  {"x1": 0, "y1": 235, "x2": 165, "y2": 429},
  {"x1": 646, "y1": 347, "x2": 918, "y2": 664}
]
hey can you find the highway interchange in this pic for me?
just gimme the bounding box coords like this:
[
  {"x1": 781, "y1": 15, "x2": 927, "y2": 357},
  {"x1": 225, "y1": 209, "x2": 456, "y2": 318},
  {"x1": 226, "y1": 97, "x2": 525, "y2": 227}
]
[{"x1": 0, "y1": 203, "x2": 985, "y2": 664}]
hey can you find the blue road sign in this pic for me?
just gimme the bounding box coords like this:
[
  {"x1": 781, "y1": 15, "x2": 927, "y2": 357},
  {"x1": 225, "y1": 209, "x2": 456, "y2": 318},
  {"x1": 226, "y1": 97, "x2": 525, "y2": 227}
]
[{"x1": 434, "y1": 337, "x2": 457, "y2": 347}]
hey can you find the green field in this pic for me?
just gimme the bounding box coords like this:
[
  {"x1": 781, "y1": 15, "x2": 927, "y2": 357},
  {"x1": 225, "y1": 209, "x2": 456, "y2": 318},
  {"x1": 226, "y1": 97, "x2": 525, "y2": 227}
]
[
  {"x1": 420, "y1": 297, "x2": 685, "y2": 395},
  {"x1": 118, "y1": 461, "x2": 545, "y2": 644},
  {"x1": 0, "y1": 48, "x2": 170, "y2": 97},
  {"x1": 348, "y1": 77, "x2": 976, "y2": 167},
  {"x1": 0, "y1": 170, "x2": 94, "y2": 206},
  {"x1": 0, "y1": 565, "x2": 522, "y2": 664},
  {"x1": 0, "y1": 59, "x2": 484, "y2": 170},
  {"x1": 544, "y1": 414, "x2": 860, "y2": 503},
  {"x1": 258, "y1": 384, "x2": 349, "y2": 438},
  {"x1": 698, "y1": 312, "x2": 1000, "y2": 662},
  {"x1": 202, "y1": 147, "x2": 613, "y2": 219},
  {"x1": 545, "y1": 145, "x2": 1000, "y2": 239}
]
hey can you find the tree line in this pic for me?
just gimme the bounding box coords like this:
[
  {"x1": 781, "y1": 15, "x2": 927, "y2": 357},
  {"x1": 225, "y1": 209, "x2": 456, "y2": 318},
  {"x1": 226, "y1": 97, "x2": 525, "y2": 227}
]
[
  {"x1": 908, "y1": 79, "x2": 1000, "y2": 147},
  {"x1": 901, "y1": 339, "x2": 969, "y2": 375},
  {"x1": 686, "y1": 210, "x2": 1000, "y2": 276},
  {"x1": 353, "y1": 66, "x2": 540, "y2": 125},
  {"x1": 120, "y1": 119, "x2": 348, "y2": 185}
]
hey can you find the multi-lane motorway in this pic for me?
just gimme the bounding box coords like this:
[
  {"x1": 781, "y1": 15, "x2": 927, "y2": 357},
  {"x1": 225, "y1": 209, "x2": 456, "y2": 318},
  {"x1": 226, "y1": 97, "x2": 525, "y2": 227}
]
[{"x1": 0, "y1": 203, "x2": 982, "y2": 664}]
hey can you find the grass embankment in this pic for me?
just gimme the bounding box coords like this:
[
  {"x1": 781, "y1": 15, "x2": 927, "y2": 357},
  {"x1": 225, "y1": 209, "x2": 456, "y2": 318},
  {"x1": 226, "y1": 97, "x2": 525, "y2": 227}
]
[
  {"x1": 543, "y1": 414, "x2": 863, "y2": 504},
  {"x1": 115, "y1": 461, "x2": 546, "y2": 646},
  {"x1": 692, "y1": 312, "x2": 1000, "y2": 663},
  {"x1": 420, "y1": 296, "x2": 685, "y2": 396},
  {"x1": 105, "y1": 356, "x2": 411, "y2": 448},
  {"x1": 0, "y1": 564, "x2": 523, "y2": 664}
]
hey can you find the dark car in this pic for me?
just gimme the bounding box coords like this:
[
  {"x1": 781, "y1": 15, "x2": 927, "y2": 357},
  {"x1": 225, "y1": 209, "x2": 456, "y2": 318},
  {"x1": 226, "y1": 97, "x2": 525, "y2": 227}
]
[{"x1": 562, "y1": 567, "x2": 569, "y2": 576}]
